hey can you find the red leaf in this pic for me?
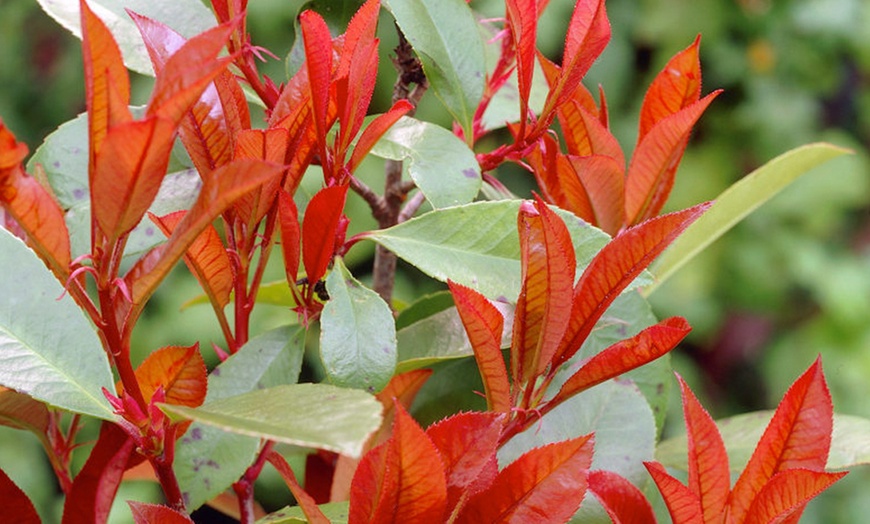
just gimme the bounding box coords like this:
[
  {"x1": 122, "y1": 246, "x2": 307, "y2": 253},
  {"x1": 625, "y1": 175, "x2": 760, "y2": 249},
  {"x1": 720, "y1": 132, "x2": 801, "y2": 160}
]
[
  {"x1": 624, "y1": 91, "x2": 720, "y2": 225},
  {"x1": 128, "y1": 502, "x2": 193, "y2": 524},
  {"x1": 277, "y1": 189, "x2": 301, "y2": 287},
  {"x1": 728, "y1": 357, "x2": 834, "y2": 522},
  {"x1": 744, "y1": 469, "x2": 846, "y2": 524},
  {"x1": 527, "y1": 134, "x2": 596, "y2": 226},
  {"x1": 676, "y1": 374, "x2": 730, "y2": 522},
  {"x1": 348, "y1": 403, "x2": 447, "y2": 524},
  {"x1": 346, "y1": 101, "x2": 413, "y2": 174},
  {"x1": 144, "y1": 21, "x2": 238, "y2": 127},
  {"x1": 567, "y1": 154, "x2": 625, "y2": 235},
  {"x1": 0, "y1": 466, "x2": 40, "y2": 524},
  {"x1": 267, "y1": 450, "x2": 330, "y2": 524},
  {"x1": 587, "y1": 469, "x2": 656, "y2": 524},
  {"x1": 130, "y1": 344, "x2": 207, "y2": 408},
  {"x1": 232, "y1": 128, "x2": 288, "y2": 226},
  {"x1": 638, "y1": 35, "x2": 702, "y2": 141},
  {"x1": 457, "y1": 433, "x2": 594, "y2": 524},
  {"x1": 300, "y1": 10, "x2": 335, "y2": 168},
  {"x1": 336, "y1": 0, "x2": 381, "y2": 80},
  {"x1": 448, "y1": 280, "x2": 511, "y2": 413},
  {"x1": 538, "y1": 0, "x2": 609, "y2": 130},
  {"x1": 559, "y1": 100, "x2": 624, "y2": 164},
  {"x1": 130, "y1": 13, "x2": 250, "y2": 175},
  {"x1": 62, "y1": 423, "x2": 136, "y2": 524},
  {"x1": 91, "y1": 117, "x2": 176, "y2": 242},
  {"x1": 80, "y1": 0, "x2": 132, "y2": 172},
  {"x1": 553, "y1": 316, "x2": 691, "y2": 401},
  {"x1": 152, "y1": 210, "x2": 234, "y2": 308},
  {"x1": 505, "y1": 0, "x2": 537, "y2": 138},
  {"x1": 426, "y1": 412, "x2": 504, "y2": 516},
  {"x1": 512, "y1": 198, "x2": 575, "y2": 385},
  {"x1": 336, "y1": 39, "x2": 379, "y2": 159},
  {"x1": 302, "y1": 185, "x2": 348, "y2": 285},
  {"x1": 0, "y1": 127, "x2": 71, "y2": 277},
  {"x1": 125, "y1": 159, "x2": 284, "y2": 311},
  {"x1": 553, "y1": 203, "x2": 709, "y2": 368},
  {"x1": 643, "y1": 461, "x2": 703, "y2": 524}
]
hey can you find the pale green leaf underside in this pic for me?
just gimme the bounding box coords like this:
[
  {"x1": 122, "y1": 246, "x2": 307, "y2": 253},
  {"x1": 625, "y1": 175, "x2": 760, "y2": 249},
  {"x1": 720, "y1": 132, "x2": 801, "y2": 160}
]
[
  {"x1": 35, "y1": 0, "x2": 215, "y2": 75},
  {"x1": 370, "y1": 117, "x2": 481, "y2": 208},
  {"x1": 175, "y1": 326, "x2": 306, "y2": 510},
  {"x1": 257, "y1": 501, "x2": 350, "y2": 524},
  {"x1": 0, "y1": 229, "x2": 114, "y2": 420},
  {"x1": 648, "y1": 143, "x2": 851, "y2": 293},
  {"x1": 163, "y1": 383, "x2": 382, "y2": 457},
  {"x1": 656, "y1": 411, "x2": 870, "y2": 472},
  {"x1": 364, "y1": 200, "x2": 613, "y2": 300},
  {"x1": 320, "y1": 258, "x2": 397, "y2": 392},
  {"x1": 383, "y1": 0, "x2": 485, "y2": 139}
]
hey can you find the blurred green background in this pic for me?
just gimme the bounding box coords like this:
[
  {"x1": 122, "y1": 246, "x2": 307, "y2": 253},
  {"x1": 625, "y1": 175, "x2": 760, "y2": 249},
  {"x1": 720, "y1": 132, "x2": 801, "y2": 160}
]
[{"x1": 2, "y1": 0, "x2": 870, "y2": 521}]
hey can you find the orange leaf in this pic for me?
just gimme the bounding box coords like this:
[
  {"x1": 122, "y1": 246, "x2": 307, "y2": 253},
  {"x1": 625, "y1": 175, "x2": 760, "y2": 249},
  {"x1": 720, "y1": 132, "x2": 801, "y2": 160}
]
[
  {"x1": 744, "y1": 469, "x2": 846, "y2": 524},
  {"x1": 638, "y1": 35, "x2": 702, "y2": 141},
  {"x1": 346, "y1": 100, "x2": 413, "y2": 174},
  {"x1": 624, "y1": 91, "x2": 720, "y2": 225},
  {"x1": 559, "y1": 100, "x2": 624, "y2": 164},
  {"x1": 505, "y1": 0, "x2": 538, "y2": 138},
  {"x1": 79, "y1": 0, "x2": 132, "y2": 173},
  {"x1": 144, "y1": 21, "x2": 239, "y2": 127},
  {"x1": 267, "y1": 450, "x2": 330, "y2": 524},
  {"x1": 132, "y1": 344, "x2": 207, "y2": 408},
  {"x1": 728, "y1": 357, "x2": 834, "y2": 522},
  {"x1": 151, "y1": 211, "x2": 234, "y2": 308},
  {"x1": 302, "y1": 185, "x2": 348, "y2": 285},
  {"x1": 567, "y1": 154, "x2": 624, "y2": 235},
  {"x1": 457, "y1": 433, "x2": 594, "y2": 524},
  {"x1": 0, "y1": 467, "x2": 39, "y2": 524},
  {"x1": 348, "y1": 403, "x2": 447, "y2": 524},
  {"x1": 131, "y1": 13, "x2": 250, "y2": 175},
  {"x1": 527, "y1": 134, "x2": 596, "y2": 226},
  {"x1": 0, "y1": 386, "x2": 50, "y2": 436},
  {"x1": 553, "y1": 317, "x2": 690, "y2": 401},
  {"x1": 91, "y1": 117, "x2": 176, "y2": 242},
  {"x1": 426, "y1": 412, "x2": 504, "y2": 517},
  {"x1": 336, "y1": 0, "x2": 381, "y2": 80},
  {"x1": 512, "y1": 198, "x2": 575, "y2": 385},
  {"x1": 125, "y1": 159, "x2": 284, "y2": 311},
  {"x1": 643, "y1": 461, "x2": 703, "y2": 524},
  {"x1": 0, "y1": 159, "x2": 71, "y2": 277},
  {"x1": 336, "y1": 39, "x2": 379, "y2": 159},
  {"x1": 300, "y1": 10, "x2": 335, "y2": 169},
  {"x1": 538, "y1": 0, "x2": 609, "y2": 131},
  {"x1": 128, "y1": 502, "x2": 194, "y2": 524},
  {"x1": 553, "y1": 203, "x2": 709, "y2": 368},
  {"x1": 232, "y1": 128, "x2": 288, "y2": 226},
  {"x1": 448, "y1": 280, "x2": 511, "y2": 413},
  {"x1": 587, "y1": 469, "x2": 656, "y2": 524}
]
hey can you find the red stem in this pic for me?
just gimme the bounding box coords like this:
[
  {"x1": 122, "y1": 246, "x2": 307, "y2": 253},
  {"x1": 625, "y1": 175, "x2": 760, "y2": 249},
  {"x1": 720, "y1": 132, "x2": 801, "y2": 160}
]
[
  {"x1": 152, "y1": 424, "x2": 185, "y2": 511},
  {"x1": 234, "y1": 440, "x2": 276, "y2": 524}
]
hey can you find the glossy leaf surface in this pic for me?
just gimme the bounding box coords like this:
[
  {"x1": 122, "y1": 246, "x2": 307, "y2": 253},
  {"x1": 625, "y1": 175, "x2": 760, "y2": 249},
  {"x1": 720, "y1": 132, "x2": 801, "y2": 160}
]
[
  {"x1": 130, "y1": 344, "x2": 207, "y2": 407},
  {"x1": 128, "y1": 502, "x2": 194, "y2": 524},
  {"x1": 587, "y1": 469, "x2": 656, "y2": 524},
  {"x1": 321, "y1": 258, "x2": 397, "y2": 391},
  {"x1": 163, "y1": 383, "x2": 382, "y2": 457},
  {"x1": 0, "y1": 466, "x2": 40, "y2": 524},
  {"x1": 0, "y1": 228, "x2": 114, "y2": 420},
  {"x1": 303, "y1": 186, "x2": 348, "y2": 286},
  {"x1": 369, "y1": 116, "x2": 481, "y2": 208},
  {"x1": 383, "y1": 0, "x2": 484, "y2": 139}
]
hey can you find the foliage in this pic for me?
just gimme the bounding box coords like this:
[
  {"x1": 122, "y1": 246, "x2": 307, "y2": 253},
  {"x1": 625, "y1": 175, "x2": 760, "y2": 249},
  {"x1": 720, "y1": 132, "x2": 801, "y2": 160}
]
[{"x1": 0, "y1": 0, "x2": 864, "y2": 522}]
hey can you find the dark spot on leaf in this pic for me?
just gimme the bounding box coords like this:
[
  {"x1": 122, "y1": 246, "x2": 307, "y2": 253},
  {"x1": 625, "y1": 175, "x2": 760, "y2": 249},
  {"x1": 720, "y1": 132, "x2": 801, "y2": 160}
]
[
  {"x1": 52, "y1": 161, "x2": 60, "y2": 168},
  {"x1": 144, "y1": 226, "x2": 155, "y2": 237},
  {"x1": 72, "y1": 188, "x2": 86, "y2": 201},
  {"x1": 191, "y1": 427, "x2": 202, "y2": 440},
  {"x1": 211, "y1": 368, "x2": 220, "y2": 376},
  {"x1": 656, "y1": 383, "x2": 664, "y2": 395},
  {"x1": 182, "y1": 493, "x2": 190, "y2": 507},
  {"x1": 367, "y1": 386, "x2": 375, "y2": 393},
  {"x1": 462, "y1": 168, "x2": 477, "y2": 179}
]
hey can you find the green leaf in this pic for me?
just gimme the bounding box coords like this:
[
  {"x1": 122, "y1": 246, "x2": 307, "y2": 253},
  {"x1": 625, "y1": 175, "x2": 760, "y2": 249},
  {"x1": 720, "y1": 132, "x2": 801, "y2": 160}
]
[
  {"x1": 163, "y1": 383, "x2": 382, "y2": 457},
  {"x1": 396, "y1": 302, "x2": 513, "y2": 374},
  {"x1": 258, "y1": 501, "x2": 349, "y2": 524},
  {"x1": 363, "y1": 200, "x2": 613, "y2": 300},
  {"x1": 382, "y1": 0, "x2": 485, "y2": 139},
  {"x1": 499, "y1": 380, "x2": 656, "y2": 522},
  {"x1": 648, "y1": 143, "x2": 852, "y2": 293},
  {"x1": 369, "y1": 117, "x2": 481, "y2": 208},
  {"x1": 320, "y1": 258, "x2": 397, "y2": 392},
  {"x1": 395, "y1": 291, "x2": 455, "y2": 330},
  {"x1": 175, "y1": 325, "x2": 306, "y2": 510},
  {"x1": 35, "y1": 0, "x2": 214, "y2": 75},
  {"x1": 656, "y1": 411, "x2": 870, "y2": 472},
  {"x1": 0, "y1": 228, "x2": 114, "y2": 420}
]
